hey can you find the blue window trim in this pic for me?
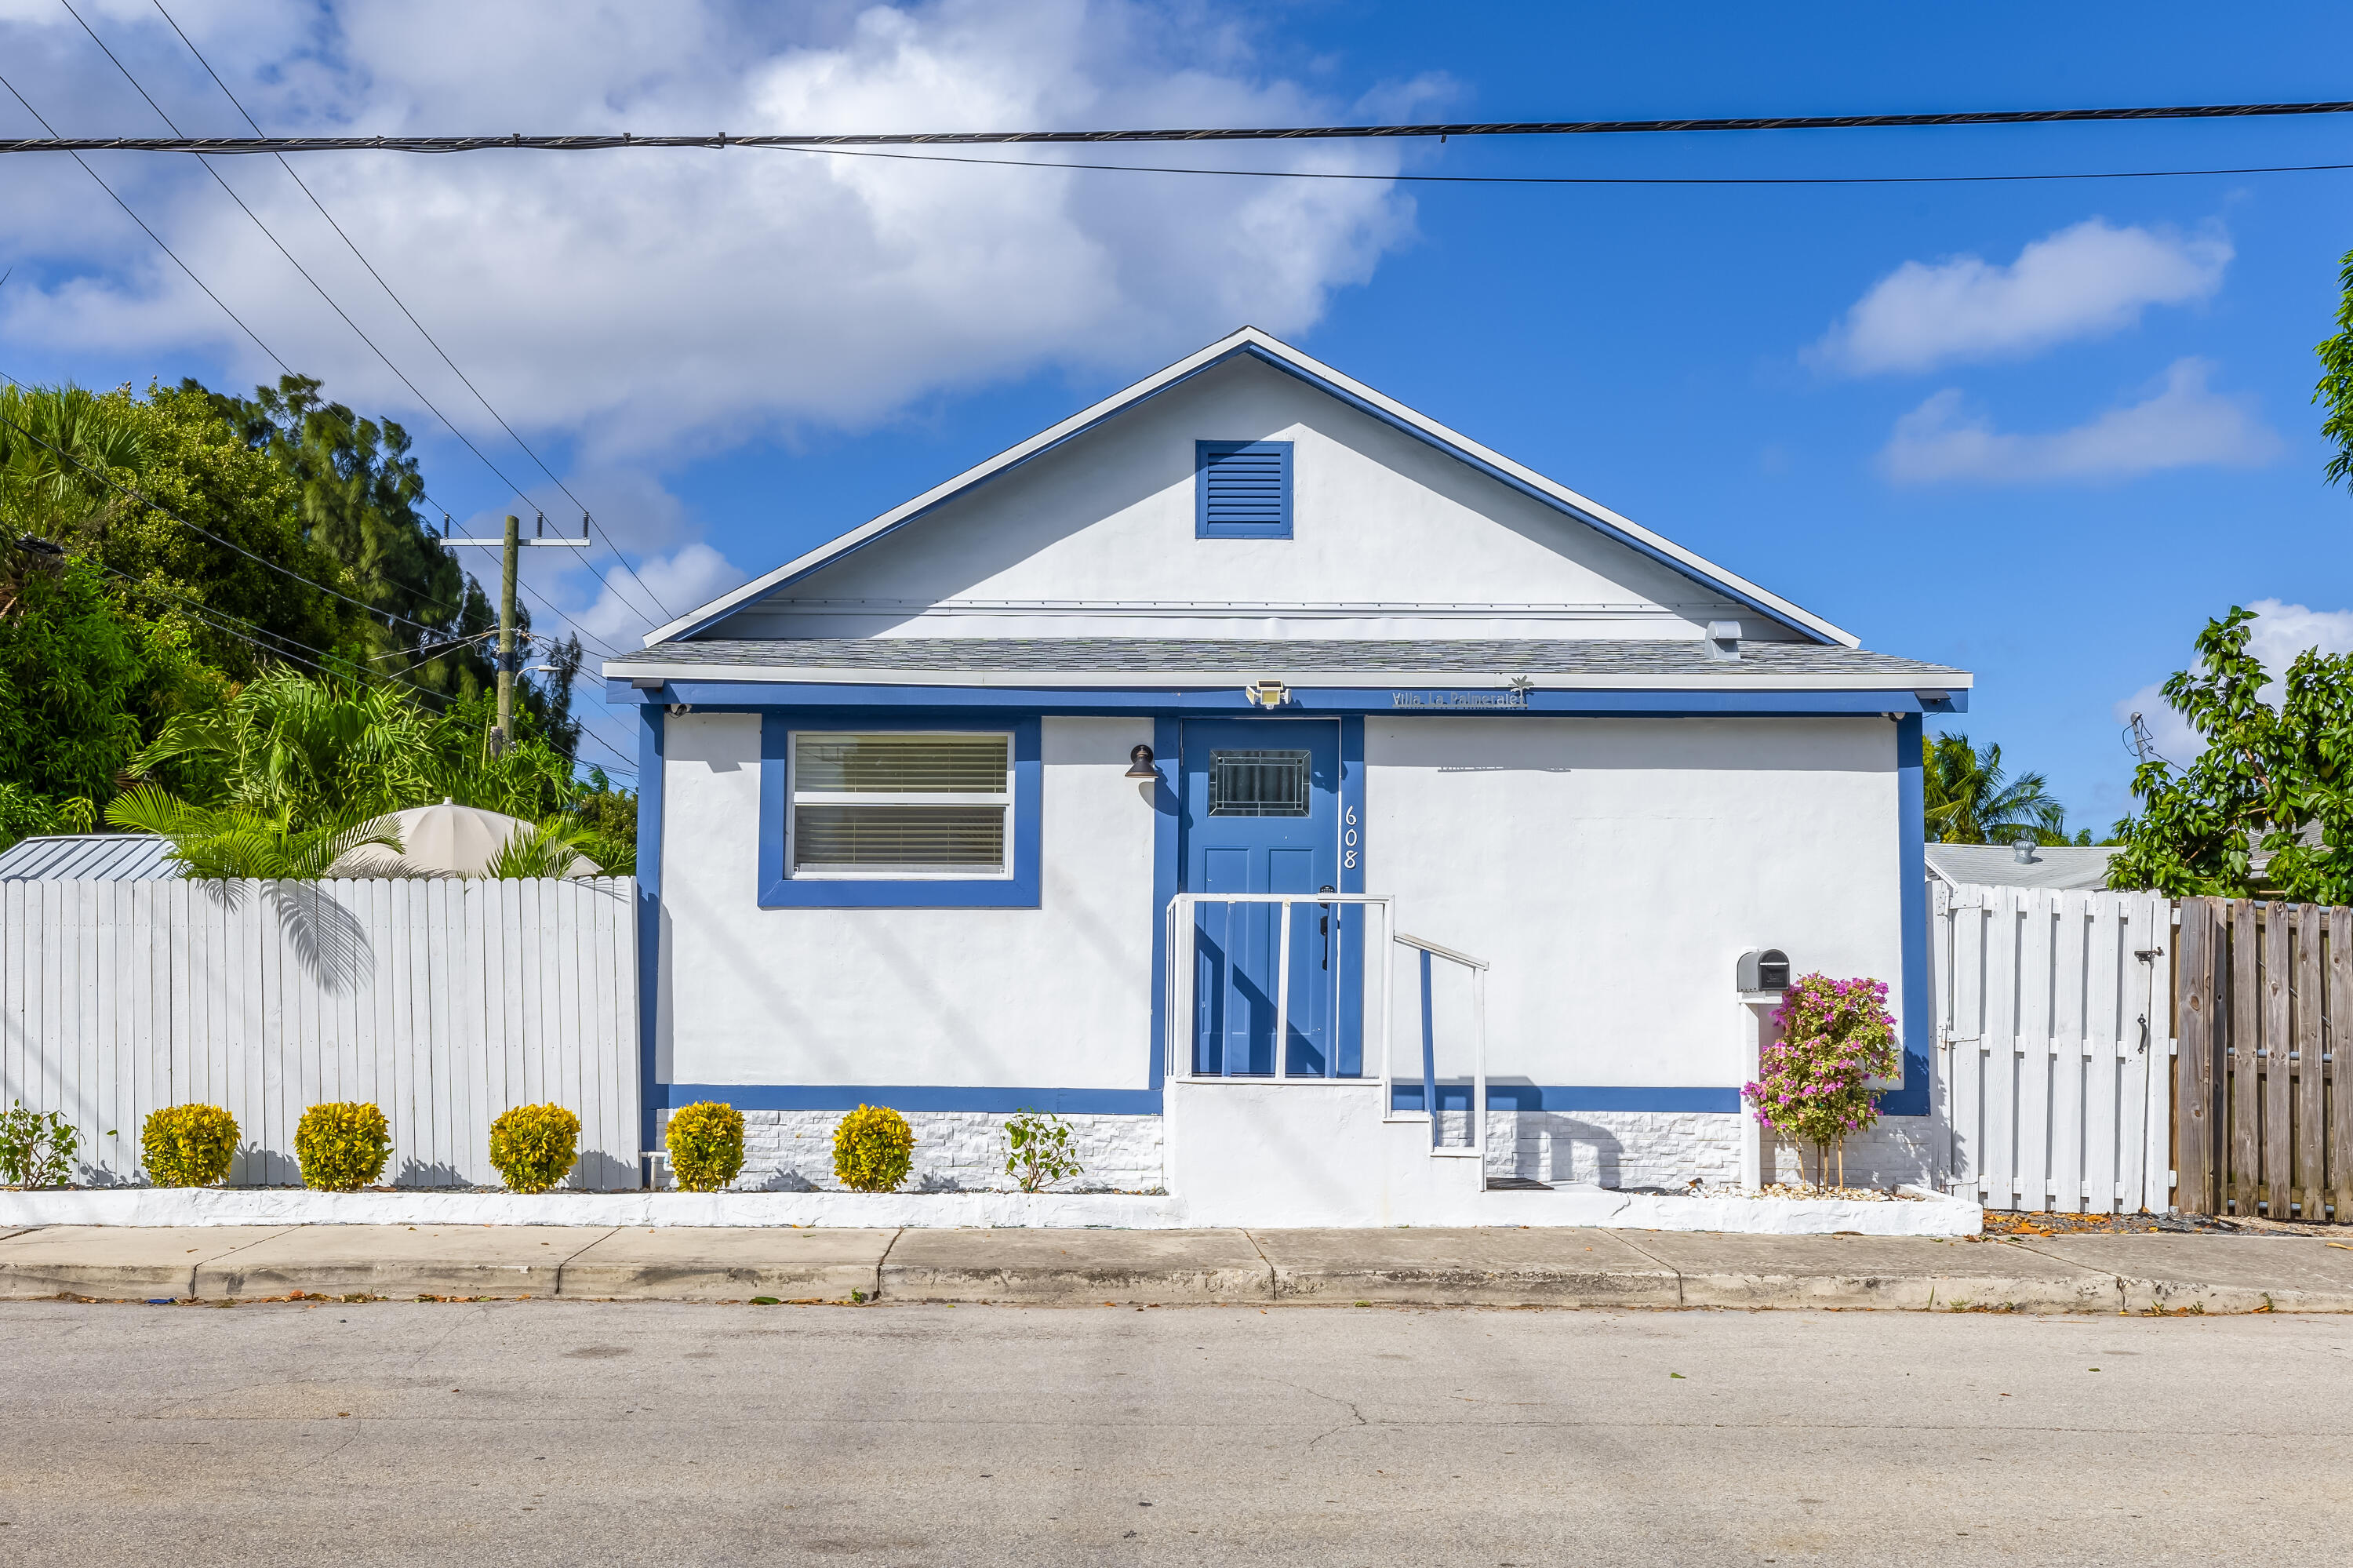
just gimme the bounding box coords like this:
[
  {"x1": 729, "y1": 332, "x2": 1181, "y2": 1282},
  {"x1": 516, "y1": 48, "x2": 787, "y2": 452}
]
[
  {"x1": 757, "y1": 712, "x2": 1042, "y2": 908},
  {"x1": 1195, "y1": 438, "x2": 1293, "y2": 538},
  {"x1": 1391, "y1": 1083, "x2": 1744, "y2": 1114}
]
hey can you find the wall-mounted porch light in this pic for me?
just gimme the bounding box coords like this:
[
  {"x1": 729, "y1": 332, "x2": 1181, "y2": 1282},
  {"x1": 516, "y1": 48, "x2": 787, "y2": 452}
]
[
  {"x1": 1125, "y1": 744, "x2": 1158, "y2": 779},
  {"x1": 1246, "y1": 678, "x2": 1290, "y2": 708}
]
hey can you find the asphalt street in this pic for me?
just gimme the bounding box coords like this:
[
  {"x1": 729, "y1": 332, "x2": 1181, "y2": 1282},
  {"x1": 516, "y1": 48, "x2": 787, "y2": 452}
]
[{"x1": 0, "y1": 1298, "x2": 2345, "y2": 1566}]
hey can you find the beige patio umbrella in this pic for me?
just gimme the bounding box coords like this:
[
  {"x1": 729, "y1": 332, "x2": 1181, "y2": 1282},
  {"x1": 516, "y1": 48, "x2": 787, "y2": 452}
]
[{"x1": 326, "y1": 799, "x2": 601, "y2": 879}]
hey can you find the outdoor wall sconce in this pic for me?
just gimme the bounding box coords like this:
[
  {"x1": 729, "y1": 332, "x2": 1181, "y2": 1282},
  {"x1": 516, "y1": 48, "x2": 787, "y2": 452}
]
[
  {"x1": 1125, "y1": 744, "x2": 1158, "y2": 779},
  {"x1": 1245, "y1": 679, "x2": 1290, "y2": 708}
]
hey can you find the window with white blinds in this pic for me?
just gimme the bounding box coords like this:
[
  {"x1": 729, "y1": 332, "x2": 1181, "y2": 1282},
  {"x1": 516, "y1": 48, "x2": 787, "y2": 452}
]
[{"x1": 789, "y1": 731, "x2": 1013, "y2": 877}]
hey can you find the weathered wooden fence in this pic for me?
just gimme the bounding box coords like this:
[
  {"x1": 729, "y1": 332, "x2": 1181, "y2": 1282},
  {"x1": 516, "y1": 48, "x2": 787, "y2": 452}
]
[
  {"x1": 1931, "y1": 882, "x2": 2173, "y2": 1213},
  {"x1": 0, "y1": 877, "x2": 640, "y2": 1189},
  {"x1": 2173, "y1": 897, "x2": 2352, "y2": 1221}
]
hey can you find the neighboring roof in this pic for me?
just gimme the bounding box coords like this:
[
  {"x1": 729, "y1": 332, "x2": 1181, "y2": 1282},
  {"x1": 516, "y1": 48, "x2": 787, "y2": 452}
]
[
  {"x1": 1926, "y1": 842, "x2": 2118, "y2": 892},
  {"x1": 0, "y1": 833, "x2": 176, "y2": 881},
  {"x1": 645, "y1": 326, "x2": 1862, "y2": 650},
  {"x1": 606, "y1": 636, "x2": 1969, "y2": 689}
]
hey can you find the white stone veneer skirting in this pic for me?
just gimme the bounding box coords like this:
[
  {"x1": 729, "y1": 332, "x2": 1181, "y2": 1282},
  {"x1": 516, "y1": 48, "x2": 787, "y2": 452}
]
[
  {"x1": 661, "y1": 1107, "x2": 1937, "y2": 1196},
  {"x1": 664, "y1": 1108, "x2": 1167, "y2": 1194}
]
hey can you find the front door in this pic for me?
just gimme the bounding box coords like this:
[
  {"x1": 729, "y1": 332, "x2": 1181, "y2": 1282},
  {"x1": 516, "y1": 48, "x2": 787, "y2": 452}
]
[{"x1": 1181, "y1": 719, "x2": 1344, "y2": 1076}]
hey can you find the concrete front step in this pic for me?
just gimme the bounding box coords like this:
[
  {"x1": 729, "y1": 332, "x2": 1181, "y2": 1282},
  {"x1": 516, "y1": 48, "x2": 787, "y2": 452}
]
[{"x1": 1, "y1": 1224, "x2": 2344, "y2": 1312}]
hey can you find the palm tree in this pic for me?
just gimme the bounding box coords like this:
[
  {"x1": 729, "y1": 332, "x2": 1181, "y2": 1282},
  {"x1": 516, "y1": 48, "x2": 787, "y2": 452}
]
[
  {"x1": 105, "y1": 784, "x2": 401, "y2": 879},
  {"x1": 1923, "y1": 732, "x2": 2071, "y2": 845},
  {"x1": 482, "y1": 816, "x2": 602, "y2": 879}
]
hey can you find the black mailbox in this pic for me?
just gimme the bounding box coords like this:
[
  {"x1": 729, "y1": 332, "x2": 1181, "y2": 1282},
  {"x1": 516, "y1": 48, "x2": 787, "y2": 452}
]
[{"x1": 1737, "y1": 948, "x2": 1789, "y2": 993}]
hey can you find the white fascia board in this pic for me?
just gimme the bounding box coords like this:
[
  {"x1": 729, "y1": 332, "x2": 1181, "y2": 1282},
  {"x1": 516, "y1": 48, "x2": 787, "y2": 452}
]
[
  {"x1": 602, "y1": 660, "x2": 1969, "y2": 692},
  {"x1": 645, "y1": 326, "x2": 1863, "y2": 649}
]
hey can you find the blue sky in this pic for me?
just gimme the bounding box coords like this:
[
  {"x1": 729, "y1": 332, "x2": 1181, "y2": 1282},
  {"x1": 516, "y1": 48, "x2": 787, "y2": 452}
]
[{"x1": 5, "y1": 1, "x2": 2353, "y2": 815}]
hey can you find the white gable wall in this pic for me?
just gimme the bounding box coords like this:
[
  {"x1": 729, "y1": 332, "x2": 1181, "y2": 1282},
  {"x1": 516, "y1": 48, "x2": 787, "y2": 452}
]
[{"x1": 710, "y1": 356, "x2": 1784, "y2": 643}]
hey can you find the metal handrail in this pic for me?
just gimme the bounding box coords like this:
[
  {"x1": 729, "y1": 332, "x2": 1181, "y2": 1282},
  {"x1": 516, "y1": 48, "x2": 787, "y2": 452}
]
[{"x1": 1166, "y1": 892, "x2": 1489, "y2": 1166}]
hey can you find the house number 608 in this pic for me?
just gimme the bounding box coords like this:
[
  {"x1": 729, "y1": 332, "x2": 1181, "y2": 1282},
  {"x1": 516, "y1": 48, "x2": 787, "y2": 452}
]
[{"x1": 1343, "y1": 805, "x2": 1359, "y2": 869}]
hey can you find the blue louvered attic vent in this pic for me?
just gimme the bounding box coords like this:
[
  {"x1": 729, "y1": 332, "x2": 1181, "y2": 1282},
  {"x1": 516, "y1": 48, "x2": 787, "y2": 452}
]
[{"x1": 1195, "y1": 440, "x2": 1293, "y2": 538}]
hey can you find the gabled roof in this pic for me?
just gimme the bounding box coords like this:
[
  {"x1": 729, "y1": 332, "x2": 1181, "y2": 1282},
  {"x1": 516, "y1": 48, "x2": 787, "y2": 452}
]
[
  {"x1": 642, "y1": 326, "x2": 1860, "y2": 649},
  {"x1": 609, "y1": 637, "x2": 1962, "y2": 689}
]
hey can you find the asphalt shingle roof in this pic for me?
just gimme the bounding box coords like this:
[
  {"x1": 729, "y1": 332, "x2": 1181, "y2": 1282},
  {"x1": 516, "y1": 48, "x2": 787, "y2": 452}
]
[{"x1": 612, "y1": 637, "x2": 1965, "y2": 680}]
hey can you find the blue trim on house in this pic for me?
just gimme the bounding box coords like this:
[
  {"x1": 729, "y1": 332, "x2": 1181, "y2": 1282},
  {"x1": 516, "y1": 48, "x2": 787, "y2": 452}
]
[
  {"x1": 1888, "y1": 714, "x2": 1930, "y2": 1116},
  {"x1": 610, "y1": 681, "x2": 1967, "y2": 719},
  {"x1": 635, "y1": 704, "x2": 665, "y2": 1166},
  {"x1": 657, "y1": 1083, "x2": 1164, "y2": 1115},
  {"x1": 756, "y1": 713, "x2": 1042, "y2": 908},
  {"x1": 1195, "y1": 439, "x2": 1293, "y2": 538},
  {"x1": 1146, "y1": 715, "x2": 1180, "y2": 1093},
  {"x1": 661, "y1": 341, "x2": 1839, "y2": 645},
  {"x1": 1391, "y1": 1082, "x2": 1746, "y2": 1114}
]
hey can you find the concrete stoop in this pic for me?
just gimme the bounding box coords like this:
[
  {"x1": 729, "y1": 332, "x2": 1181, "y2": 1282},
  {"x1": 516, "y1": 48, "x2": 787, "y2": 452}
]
[{"x1": 5, "y1": 1225, "x2": 2351, "y2": 1312}]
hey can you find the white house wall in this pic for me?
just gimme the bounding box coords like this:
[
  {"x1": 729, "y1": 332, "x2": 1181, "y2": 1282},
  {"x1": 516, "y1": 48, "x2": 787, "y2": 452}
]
[
  {"x1": 658, "y1": 712, "x2": 1157, "y2": 1094},
  {"x1": 1364, "y1": 715, "x2": 1905, "y2": 1090},
  {"x1": 711, "y1": 356, "x2": 1780, "y2": 643}
]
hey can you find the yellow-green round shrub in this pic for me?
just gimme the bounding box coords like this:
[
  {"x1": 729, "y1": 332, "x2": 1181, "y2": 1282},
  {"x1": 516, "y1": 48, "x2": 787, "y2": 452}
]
[
  {"x1": 141, "y1": 1104, "x2": 238, "y2": 1188},
  {"x1": 833, "y1": 1104, "x2": 915, "y2": 1192},
  {"x1": 666, "y1": 1101, "x2": 746, "y2": 1193},
  {"x1": 488, "y1": 1103, "x2": 580, "y2": 1194},
  {"x1": 294, "y1": 1102, "x2": 391, "y2": 1191}
]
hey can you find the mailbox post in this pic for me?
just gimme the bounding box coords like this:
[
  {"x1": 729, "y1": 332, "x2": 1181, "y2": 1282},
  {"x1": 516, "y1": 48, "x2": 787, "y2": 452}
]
[{"x1": 1736, "y1": 949, "x2": 1789, "y2": 1190}]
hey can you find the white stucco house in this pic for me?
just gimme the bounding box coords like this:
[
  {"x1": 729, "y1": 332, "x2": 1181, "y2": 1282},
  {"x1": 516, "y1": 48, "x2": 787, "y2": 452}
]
[{"x1": 605, "y1": 327, "x2": 1969, "y2": 1225}]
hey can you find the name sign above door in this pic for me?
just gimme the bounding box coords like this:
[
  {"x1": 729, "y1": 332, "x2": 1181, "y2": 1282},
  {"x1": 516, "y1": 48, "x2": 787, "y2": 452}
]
[{"x1": 1389, "y1": 689, "x2": 1529, "y2": 711}]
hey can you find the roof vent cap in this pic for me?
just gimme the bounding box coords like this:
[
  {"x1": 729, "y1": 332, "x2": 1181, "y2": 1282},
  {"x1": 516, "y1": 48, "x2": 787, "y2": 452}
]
[
  {"x1": 1705, "y1": 620, "x2": 1742, "y2": 662},
  {"x1": 2012, "y1": 835, "x2": 2038, "y2": 865}
]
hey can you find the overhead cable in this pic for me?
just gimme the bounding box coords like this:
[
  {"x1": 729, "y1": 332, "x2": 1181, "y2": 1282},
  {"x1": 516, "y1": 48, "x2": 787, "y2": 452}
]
[
  {"x1": 143, "y1": 0, "x2": 677, "y2": 624},
  {"x1": 767, "y1": 141, "x2": 2353, "y2": 187},
  {"x1": 6, "y1": 98, "x2": 2353, "y2": 155}
]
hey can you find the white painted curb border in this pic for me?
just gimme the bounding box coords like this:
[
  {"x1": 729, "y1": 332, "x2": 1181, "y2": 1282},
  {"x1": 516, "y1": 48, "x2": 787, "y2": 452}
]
[{"x1": 0, "y1": 1183, "x2": 1980, "y2": 1235}]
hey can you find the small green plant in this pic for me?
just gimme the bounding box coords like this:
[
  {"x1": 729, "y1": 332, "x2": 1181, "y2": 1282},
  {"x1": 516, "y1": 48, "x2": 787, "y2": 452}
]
[
  {"x1": 666, "y1": 1101, "x2": 746, "y2": 1192},
  {"x1": 487, "y1": 1103, "x2": 580, "y2": 1193},
  {"x1": 294, "y1": 1101, "x2": 392, "y2": 1191},
  {"x1": 1002, "y1": 1108, "x2": 1083, "y2": 1193},
  {"x1": 833, "y1": 1104, "x2": 915, "y2": 1192},
  {"x1": 1742, "y1": 973, "x2": 1900, "y2": 1190},
  {"x1": 141, "y1": 1104, "x2": 238, "y2": 1187},
  {"x1": 0, "y1": 1101, "x2": 81, "y2": 1188}
]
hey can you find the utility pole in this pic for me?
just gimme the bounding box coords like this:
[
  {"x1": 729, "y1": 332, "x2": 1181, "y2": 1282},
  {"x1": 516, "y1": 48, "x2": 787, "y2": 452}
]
[{"x1": 448, "y1": 512, "x2": 592, "y2": 755}]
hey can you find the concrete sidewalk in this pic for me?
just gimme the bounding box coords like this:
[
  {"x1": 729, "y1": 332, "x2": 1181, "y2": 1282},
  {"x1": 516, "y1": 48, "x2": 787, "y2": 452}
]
[{"x1": 2, "y1": 1223, "x2": 2351, "y2": 1312}]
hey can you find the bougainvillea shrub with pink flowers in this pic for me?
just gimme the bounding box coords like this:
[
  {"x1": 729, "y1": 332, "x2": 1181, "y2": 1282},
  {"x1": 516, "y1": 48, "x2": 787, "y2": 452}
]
[{"x1": 1741, "y1": 973, "x2": 1900, "y2": 1191}]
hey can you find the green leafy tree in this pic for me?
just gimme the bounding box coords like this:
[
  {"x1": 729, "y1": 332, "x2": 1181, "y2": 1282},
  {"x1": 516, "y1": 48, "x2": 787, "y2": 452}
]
[
  {"x1": 2108, "y1": 606, "x2": 2353, "y2": 900},
  {"x1": 1922, "y1": 731, "x2": 2077, "y2": 845}
]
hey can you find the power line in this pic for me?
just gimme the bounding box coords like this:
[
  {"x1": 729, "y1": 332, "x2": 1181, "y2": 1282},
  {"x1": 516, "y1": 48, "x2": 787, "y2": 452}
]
[
  {"x1": 5, "y1": 38, "x2": 667, "y2": 645},
  {"x1": 7, "y1": 98, "x2": 2353, "y2": 155},
  {"x1": 0, "y1": 71, "x2": 290, "y2": 369},
  {"x1": 767, "y1": 141, "x2": 2353, "y2": 188},
  {"x1": 142, "y1": 0, "x2": 676, "y2": 624}
]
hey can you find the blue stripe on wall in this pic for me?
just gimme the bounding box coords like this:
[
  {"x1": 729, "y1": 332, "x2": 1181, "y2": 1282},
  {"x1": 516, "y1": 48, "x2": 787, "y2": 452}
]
[
  {"x1": 658, "y1": 1084, "x2": 1166, "y2": 1115},
  {"x1": 1390, "y1": 1083, "x2": 1745, "y2": 1114}
]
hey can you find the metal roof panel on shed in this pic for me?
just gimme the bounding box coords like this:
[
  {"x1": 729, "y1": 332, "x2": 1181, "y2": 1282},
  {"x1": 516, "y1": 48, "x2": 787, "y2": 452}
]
[{"x1": 0, "y1": 834, "x2": 176, "y2": 881}]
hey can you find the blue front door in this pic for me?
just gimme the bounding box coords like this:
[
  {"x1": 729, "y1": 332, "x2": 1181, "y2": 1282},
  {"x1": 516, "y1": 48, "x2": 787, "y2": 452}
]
[{"x1": 1182, "y1": 719, "x2": 1345, "y2": 1076}]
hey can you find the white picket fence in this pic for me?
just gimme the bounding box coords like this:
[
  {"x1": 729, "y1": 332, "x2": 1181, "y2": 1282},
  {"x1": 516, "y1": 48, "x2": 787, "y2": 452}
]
[
  {"x1": 0, "y1": 877, "x2": 640, "y2": 1189},
  {"x1": 1931, "y1": 881, "x2": 2173, "y2": 1213}
]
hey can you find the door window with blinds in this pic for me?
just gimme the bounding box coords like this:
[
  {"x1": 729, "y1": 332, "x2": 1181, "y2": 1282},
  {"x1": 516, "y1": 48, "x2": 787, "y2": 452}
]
[{"x1": 788, "y1": 731, "x2": 1014, "y2": 879}]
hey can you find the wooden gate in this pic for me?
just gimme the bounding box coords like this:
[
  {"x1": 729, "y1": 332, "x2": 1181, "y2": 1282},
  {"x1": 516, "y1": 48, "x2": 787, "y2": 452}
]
[
  {"x1": 2174, "y1": 898, "x2": 2353, "y2": 1221},
  {"x1": 1932, "y1": 882, "x2": 2173, "y2": 1213}
]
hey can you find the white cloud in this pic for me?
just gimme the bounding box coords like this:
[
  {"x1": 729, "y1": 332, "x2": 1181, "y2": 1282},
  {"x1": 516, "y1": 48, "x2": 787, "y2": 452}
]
[
  {"x1": 1813, "y1": 218, "x2": 2230, "y2": 376},
  {"x1": 1878, "y1": 358, "x2": 2279, "y2": 486},
  {"x1": 0, "y1": 0, "x2": 1416, "y2": 458},
  {"x1": 2113, "y1": 598, "x2": 2353, "y2": 763},
  {"x1": 570, "y1": 542, "x2": 747, "y2": 649}
]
